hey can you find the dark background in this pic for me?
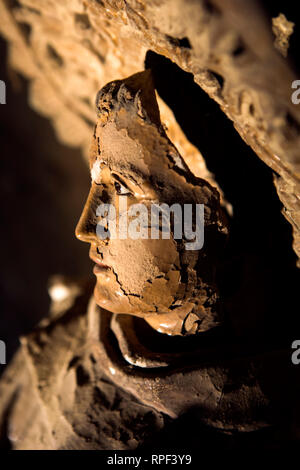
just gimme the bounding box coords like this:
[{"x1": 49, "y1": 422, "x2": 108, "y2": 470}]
[{"x1": 0, "y1": 36, "x2": 92, "y2": 367}]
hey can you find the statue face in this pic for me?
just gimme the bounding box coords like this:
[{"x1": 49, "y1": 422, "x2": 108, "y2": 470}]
[{"x1": 76, "y1": 72, "x2": 227, "y2": 334}]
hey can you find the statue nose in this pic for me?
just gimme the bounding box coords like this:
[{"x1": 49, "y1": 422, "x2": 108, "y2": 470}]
[
  {"x1": 75, "y1": 208, "x2": 96, "y2": 244},
  {"x1": 75, "y1": 183, "x2": 108, "y2": 244}
]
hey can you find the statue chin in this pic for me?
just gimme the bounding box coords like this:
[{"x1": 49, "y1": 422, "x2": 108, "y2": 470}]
[{"x1": 94, "y1": 278, "x2": 221, "y2": 337}]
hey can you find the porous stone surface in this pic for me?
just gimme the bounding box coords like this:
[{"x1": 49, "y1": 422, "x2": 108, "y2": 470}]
[
  {"x1": 0, "y1": 277, "x2": 299, "y2": 449},
  {"x1": 0, "y1": 279, "x2": 284, "y2": 449},
  {"x1": 272, "y1": 13, "x2": 294, "y2": 57},
  {"x1": 0, "y1": 0, "x2": 299, "y2": 263},
  {"x1": 0, "y1": 284, "x2": 167, "y2": 450},
  {"x1": 0, "y1": 0, "x2": 300, "y2": 450}
]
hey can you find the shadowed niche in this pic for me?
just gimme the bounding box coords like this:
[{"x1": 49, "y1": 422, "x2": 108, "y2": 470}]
[{"x1": 145, "y1": 50, "x2": 299, "y2": 344}]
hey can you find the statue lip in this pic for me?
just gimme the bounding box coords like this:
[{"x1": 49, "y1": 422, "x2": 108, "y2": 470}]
[
  {"x1": 89, "y1": 250, "x2": 111, "y2": 272},
  {"x1": 93, "y1": 263, "x2": 110, "y2": 274}
]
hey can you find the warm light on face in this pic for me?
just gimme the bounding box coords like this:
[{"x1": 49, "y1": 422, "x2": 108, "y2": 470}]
[{"x1": 76, "y1": 71, "x2": 227, "y2": 335}]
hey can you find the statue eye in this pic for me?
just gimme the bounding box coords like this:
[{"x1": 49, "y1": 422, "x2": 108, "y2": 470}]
[{"x1": 114, "y1": 181, "x2": 130, "y2": 195}]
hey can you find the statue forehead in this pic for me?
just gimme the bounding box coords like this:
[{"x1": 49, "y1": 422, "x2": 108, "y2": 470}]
[{"x1": 91, "y1": 120, "x2": 173, "y2": 184}]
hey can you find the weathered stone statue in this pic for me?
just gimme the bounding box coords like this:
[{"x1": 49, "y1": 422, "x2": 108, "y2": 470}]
[
  {"x1": 0, "y1": 71, "x2": 298, "y2": 450},
  {"x1": 76, "y1": 70, "x2": 228, "y2": 336}
]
